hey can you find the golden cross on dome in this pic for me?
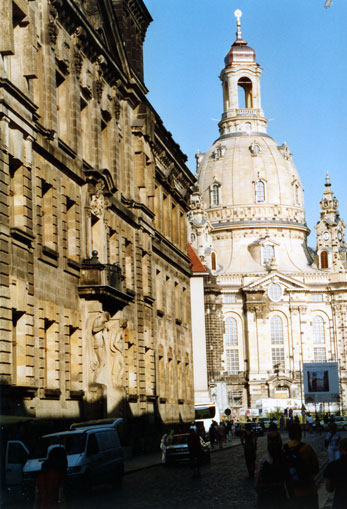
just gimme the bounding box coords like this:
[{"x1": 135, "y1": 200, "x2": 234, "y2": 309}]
[{"x1": 234, "y1": 9, "x2": 243, "y2": 39}]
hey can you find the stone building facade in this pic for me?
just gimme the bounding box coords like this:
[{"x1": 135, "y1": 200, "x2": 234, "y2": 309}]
[
  {"x1": 0, "y1": 0, "x2": 195, "y2": 434},
  {"x1": 188, "y1": 12, "x2": 347, "y2": 415}
]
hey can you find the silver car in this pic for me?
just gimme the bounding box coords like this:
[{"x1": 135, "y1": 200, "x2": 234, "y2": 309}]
[{"x1": 165, "y1": 434, "x2": 210, "y2": 465}]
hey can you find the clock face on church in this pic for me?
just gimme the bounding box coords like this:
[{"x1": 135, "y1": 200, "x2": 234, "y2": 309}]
[{"x1": 323, "y1": 231, "x2": 330, "y2": 242}]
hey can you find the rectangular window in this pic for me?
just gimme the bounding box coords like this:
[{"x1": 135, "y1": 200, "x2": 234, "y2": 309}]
[
  {"x1": 223, "y1": 294, "x2": 236, "y2": 303},
  {"x1": 263, "y1": 245, "x2": 274, "y2": 264},
  {"x1": 272, "y1": 347, "x2": 284, "y2": 368},
  {"x1": 311, "y1": 294, "x2": 323, "y2": 302},
  {"x1": 44, "y1": 319, "x2": 59, "y2": 390},
  {"x1": 66, "y1": 197, "x2": 79, "y2": 261},
  {"x1": 314, "y1": 347, "x2": 326, "y2": 362},
  {"x1": 225, "y1": 349, "x2": 239, "y2": 375},
  {"x1": 41, "y1": 179, "x2": 57, "y2": 251}
]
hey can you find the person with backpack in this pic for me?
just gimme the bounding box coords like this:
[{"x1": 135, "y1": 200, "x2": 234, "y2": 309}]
[
  {"x1": 241, "y1": 422, "x2": 257, "y2": 479},
  {"x1": 283, "y1": 422, "x2": 319, "y2": 508}
]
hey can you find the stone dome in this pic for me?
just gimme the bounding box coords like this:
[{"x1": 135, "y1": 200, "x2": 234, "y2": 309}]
[
  {"x1": 189, "y1": 13, "x2": 314, "y2": 276},
  {"x1": 196, "y1": 133, "x2": 306, "y2": 228}
]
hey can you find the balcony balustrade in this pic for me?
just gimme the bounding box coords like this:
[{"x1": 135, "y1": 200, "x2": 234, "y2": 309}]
[{"x1": 78, "y1": 250, "x2": 133, "y2": 311}]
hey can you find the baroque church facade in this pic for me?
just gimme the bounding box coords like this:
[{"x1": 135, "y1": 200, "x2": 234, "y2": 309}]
[
  {"x1": 188, "y1": 13, "x2": 347, "y2": 415},
  {"x1": 0, "y1": 0, "x2": 196, "y2": 438}
]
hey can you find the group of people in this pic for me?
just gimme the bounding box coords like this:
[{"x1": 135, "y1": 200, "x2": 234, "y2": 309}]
[
  {"x1": 249, "y1": 421, "x2": 346, "y2": 509},
  {"x1": 208, "y1": 420, "x2": 233, "y2": 448}
]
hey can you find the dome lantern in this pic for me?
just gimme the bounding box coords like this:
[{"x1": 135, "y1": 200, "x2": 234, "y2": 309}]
[{"x1": 219, "y1": 10, "x2": 267, "y2": 137}]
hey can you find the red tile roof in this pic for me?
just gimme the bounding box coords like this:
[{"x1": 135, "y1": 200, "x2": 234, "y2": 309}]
[{"x1": 188, "y1": 243, "x2": 207, "y2": 273}]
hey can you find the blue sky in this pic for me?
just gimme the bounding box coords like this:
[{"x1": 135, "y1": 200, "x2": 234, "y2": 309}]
[{"x1": 143, "y1": 0, "x2": 347, "y2": 247}]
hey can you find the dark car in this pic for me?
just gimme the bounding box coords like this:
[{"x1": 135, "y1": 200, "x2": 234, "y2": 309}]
[
  {"x1": 235, "y1": 422, "x2": 264, "y2": 437},
  {"x1": 165, "y1": 434, "x2": 210, "y2": 465}
]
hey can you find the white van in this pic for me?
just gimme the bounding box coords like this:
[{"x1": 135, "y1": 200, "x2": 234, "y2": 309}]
[{"x1": 23, "y1": 420, "x2": 123, "y2": 489}]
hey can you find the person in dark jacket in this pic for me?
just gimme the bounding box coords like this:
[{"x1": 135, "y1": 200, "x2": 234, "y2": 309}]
[
  {"x1": 324, "y1": 437, "x2": 347, "y2": 509},
  {"x1": 34, "y1": 446, "x2": 67, "y2": 509},
  {"x1": 241, "y1": 423, "x2": 257, "y2": 479},
  {"x1": 188, "y1": 425, "x2": 203, "y2": 478}
]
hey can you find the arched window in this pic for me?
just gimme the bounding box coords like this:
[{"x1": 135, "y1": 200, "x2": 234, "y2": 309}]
[
  {"x1": 237, "y1": 77, "x2": 253, "y2": 108},
  {"x1": 312, "y1": 316, "x2": 325, "y2": 344},
  {"x1": 223, "y1": 81, "x2": 229, "y2": 110},
  {"x1": 256, "y1": 181, "x2": 265, "y2": 202},
  {"x1": 295, "y1": 184, "x2": 300, "y2": 205},
  {"x1": 225, "y1": 317, "x2": 238, "y2": 346},
  {"x1": 271, "y1": 315, "x2": 283, "y2": 344},
  {"x1": 320, "y1": 251, "x2": 328, "y2": 269},
  {"x1": 211, "y1": 251, "x2": 217, "y2": 270},
  {"x1": 263, "y1": 245, "x2": 274, "y2": 264},
  {"x1": 210, "y1": 184, "x2": 220, "y2": 206}
]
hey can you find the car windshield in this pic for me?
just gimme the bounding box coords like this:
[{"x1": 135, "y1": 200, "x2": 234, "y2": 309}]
[
  {"x1": 29, "y1": 433, "x2": 86, "y2": 459},
  {"x1": 171, "y1": 435, "x2": 188, "y2": 445}
]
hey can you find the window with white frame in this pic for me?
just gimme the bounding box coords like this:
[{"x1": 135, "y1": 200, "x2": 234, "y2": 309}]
[
  {"x1": 210, "y1": 184, "x2": 220, "y2": 206},
  {"x1": 311, "y1": 294, "x2": 323, "y2": 302},
  {"x1": 223, "y1": 294, "x2": 236, "y2": 304},
  {"x1": 272, "y1": 347, "x2": 284, "y2": 368},
  {"x1": 225, "y1": 349, "x2": 239, "y2": 375},
  {"x1": 314, "y1": 347, "x2": 326, "y2": 362},
  {"x1": 263, "y1": 245, "x2": 274, "y2": 264},
  {"x1": 256, "y1": 181, "x2": 265, "y2": 202},
  {"x1": 271, "y1": 315, "x2": 283, "y2": 344},
  {"x1": 312, "y1": 316, "x2": 325, "y2": 344},
  {"x1": 225, "y1": 317, "x2": 238, "y2": 346}
]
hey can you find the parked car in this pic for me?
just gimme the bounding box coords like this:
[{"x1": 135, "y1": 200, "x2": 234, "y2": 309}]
[
  {"x1": 257, "y1": 418, "x2": 271, "y2": 430},
  {"x1": 165, "y1": 434, "x2": 210, "y2": 465},
  {"x1": 23, "y1": 419, "x2": 124, "y2": 490},
  {"x1": 330, "y1": 416, "x2": 347, "y2": 431},
  {"x1": 234, "y1": 422, "x2": 264, "y2": 437}
]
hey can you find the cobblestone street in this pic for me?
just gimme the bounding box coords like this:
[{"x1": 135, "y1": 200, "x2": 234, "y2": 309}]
[
  {"x1": 3, "y1": 431, "x2": 339, "y2": 509},
  {"x1": 68, "y1": 432, "x2": 332, "y2": 509}
]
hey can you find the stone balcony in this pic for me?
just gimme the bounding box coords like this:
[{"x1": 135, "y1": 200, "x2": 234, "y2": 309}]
[{"x1": 78, "y1": 251, "x2": 133, "y2": 311}]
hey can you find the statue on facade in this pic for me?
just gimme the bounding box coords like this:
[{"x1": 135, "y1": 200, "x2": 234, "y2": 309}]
[
  {"x1": 109, "y1": 319, "x2": 127, "y2": 388},
  {"x1": 90, "y1": 311, "x2": 110, "y2": 384}
]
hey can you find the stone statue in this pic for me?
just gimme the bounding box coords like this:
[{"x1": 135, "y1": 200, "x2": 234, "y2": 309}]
[
  {"x1": 109, "y1": 319, "x2": 127, "y2": 388},
  {"x1": 90, "y1": 311, "x2": 110, "y2": 384}
]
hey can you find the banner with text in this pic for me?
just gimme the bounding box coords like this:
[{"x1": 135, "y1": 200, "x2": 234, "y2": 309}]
[{"x1": 303, "y1": 362, "x2": 339, "y2": 403}]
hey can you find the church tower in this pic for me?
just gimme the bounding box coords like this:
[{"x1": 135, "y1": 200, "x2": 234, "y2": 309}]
[
  {"x1": 315, "y1": 173, "x2": 347, "y2": 271},
  {"x1": 190, "y1": 10, "x2": 347, "y2": 416}
]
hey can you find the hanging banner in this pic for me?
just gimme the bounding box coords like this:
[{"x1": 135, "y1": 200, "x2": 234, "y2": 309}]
[{"x1": 303, "y1": 362, "x2": 339, "y2": 403}]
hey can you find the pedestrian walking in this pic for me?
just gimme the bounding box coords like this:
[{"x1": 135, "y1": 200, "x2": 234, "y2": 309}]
[
  {"x1": 188, "y1": 425, "x2": 203, "y2": 478},
  {"x1": 34, "y1": 446, "x2": 67, "y2": 509},
  {"x1": 241, "y1": 422, "x2": 257, "y2": 479},
  {"x1": 283, "y1": 422, "x2": 319, "y2": 509},
  {"x1": 325, "y1": 423, "x2": 341, "y2": 462},
  {"x1": 217, "y1": 422, "x2": 225, "y2": 448},
  {"x1": 160, "y1": 429, "x2": 174, "y2": 463},
  {"x1": 279, "y1": 415, "x2": 285, "y2": 432},
  {"x1": 208, "y1": 421, "x2": 217, "y2": 449},
  {"x1": 255, "y1": 432, "x2": 289, "y2": 508},
  {"x1": 324, "y1": 437, "x2": 347, "y2": 509},
  {"x1": 306, "y1": 414, "x2": 314, "y2": 433}
]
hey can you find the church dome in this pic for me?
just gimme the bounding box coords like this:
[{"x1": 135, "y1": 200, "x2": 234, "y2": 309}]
[
  {"x1": 196, "y1": 133, "x2": 306, "y2": 228},
  {"x1": 191, "y1": 10, "x2": 312, "y2": 276},
  {"x1": 196, "y1": 9, "x2": 307, "y2": 232}
]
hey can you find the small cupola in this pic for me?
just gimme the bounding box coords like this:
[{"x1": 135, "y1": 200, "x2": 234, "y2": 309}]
[
  {"x1": 224, "y1": 9, "x2": 256, "y2": 67},
  {"x1": 219, "y1": 9, "x2": 267, "y2": 136}
]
